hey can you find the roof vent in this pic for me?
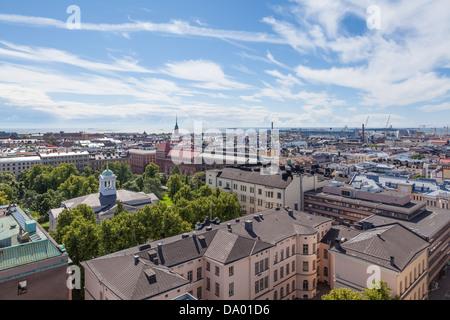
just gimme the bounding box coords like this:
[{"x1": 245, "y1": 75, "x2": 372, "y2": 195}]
[
  {"x1": 227, "y1": 223, "x2": 232, "y2": 229},
  {"x1": 133, "y1": 254, "x2": 140, "y2": 264},
  {"x1": 245, "y1": 220, "x2": 253, "y2": 233},
  {"x1": 235, "y1": 218, "x2": 240, "y2": 222},
  {"x1": 206, "y1": 226, "x2": 213, "y2": 231},
  {"x1": 182, "y1": 233, "x2": 189, "y2": 239}
]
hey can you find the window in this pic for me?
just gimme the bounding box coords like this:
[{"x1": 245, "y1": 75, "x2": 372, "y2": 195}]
[
  {"x1": 219, "y1": 181, "x2": 222, "y2": 187},
  {"x1": 206, "y1": 278, "x2": 211, "y2": 291},
  {"x1": 197, "y1": 287, "x2": 202, "y2": 300},
  {"x1": 313, "y1": 260, "x2": 316, "y2": 270},
  {"x1": 215, "y1": 266, "x2": 220, "y2": 276},
  {"x1": 324, "y1": 267, "x2": 328, "y2": 277},
  {"x1": 287, "y1": 283, "x2": 290, "y2": 294},
  {"x1": 280, "y1": 266, "x2": 284, "y2": 278},
  {"x1": 324, "y1": 249, "x2": 328, "y2": 259},
  {"x1": 303, "y1": 244, "x2": 309, "y2": 255},
  {"x1": 303, "y1": 262, "x2": 309, "y2": 272},
  {"x1": 313, "y1": 243, "x2": 316, "y2": 254},
  {"x1": 291, "y1": 244, "x2": 295, "y2": 255},
  {"x1": 292, "y1": 280, "x2": 295, "y2": 292},
  {"x1": 274, "y1": 269, "x2": 278, "y2": 282},
  {"x1": 277, "y1": 192, "x2": 282, "y2": 199},
  {"x1": 303, "y1": 280, "x2": 309, "y2": 291},
  {"x1": 206, "y1": 261, "x2": 210, "y2": 271},
  {"x1": 286, "y1": 263, "x2": 290, "y2": 275},
  {"x1": 187, "y1": 270, "x2": 193, "y2": 282},
  {"x1": 274, "y1": 252, "x2": 278, "y2": 265},
  {"x1": 215, "y1": 283, "x2": 220, "y2": 297},
  {"x1": 229, "y1": 283, "x2": 234, "y2": 297},
  {"x1": 291, "y1": 261, "x2": 295, "y2": 272},
  {"x1": 286, "y1": 246, "x2": 290, "y2": 258},
  {"x1": 229, "y1": 266, "x2": 234, "y2": 277},
  {"x1": 197, "y1": 267, "x2": 202, "y2": 280},
  {"x1": 280, "y1": 287, "x2": 284, "y2": 298},
  {"x1": 18, "y1": 281, "x2": 27, "y2": 295},
  {"x1": 258, "y1": 189, "x2": 262, "y2": 195},
  {"x1": 280, "y1": 249, "x2": 284, "y2": 261},
  {"x1": 274, "y1": 291, "x2": 278, "y2": 300}
]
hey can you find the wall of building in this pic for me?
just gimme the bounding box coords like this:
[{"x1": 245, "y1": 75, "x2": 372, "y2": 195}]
[{"x1": 0, "y1": 264, "x2": 69, "y2": 300}]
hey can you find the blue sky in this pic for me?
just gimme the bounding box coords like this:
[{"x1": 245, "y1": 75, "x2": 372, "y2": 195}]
[{"x1": 0, "y1": 0, "x2": 449, "y2": 133}]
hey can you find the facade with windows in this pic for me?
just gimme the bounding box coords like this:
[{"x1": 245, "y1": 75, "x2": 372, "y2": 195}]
[
  {"x1": 0, "y1": 156, "x2": 41, "y2": 176},
  {"x1": 207, "y1": 167, "x2": 325, "y2": 215},
  {"x1": 82, "y1": 207, "x2": 333, "y2": 300}
]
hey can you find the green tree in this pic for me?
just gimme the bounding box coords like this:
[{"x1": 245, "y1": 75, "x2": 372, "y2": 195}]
[
  {"x1": 171, "y1": 165, "x2": 180, "y2": 176},
  {"x1": 0, "y1": 191, "x2": 9, "y2": 205},
  {"x1": 60, "y1": 217, "x2": 100, "y2": 265},
  {"x1": 144, "y1": 163, "x2": 160, "y2": 180},
  {"x1": 322, "y1": 288, "x2": 362, "y2": 300},
  {"x1": 31, "y1": 189, "x2": 64, "y2": 218},
  {"x1": 55, "y1": 204, "x2": 97, "y2": 243},
  {"x1": 101, "y1": 162, "x2": 133, "y2": 185},
  {"x1": 191, "y1": 172, "x2": 205, "y2": 190},
  {"x1": 113, "y1": 200, "x2": 128, "y2": 217},
  {"x1": 100, "y1": 211, "x2": 146, "y2": 254},
  {"x1": 58, "y1": 175, "x2": 98, "y2": 199},
  {"x1": 142, "y1": 177, "x2": 164, "y2": 200},
  {"x1": 362, "y1": 281, "x2": 395, "y2": 300},
  {"x1": 167, "y1": 174, "x2": 184, "y2": 199},
  {"x1": 173, "y1": 184, "x2": 193, "y2": 204}
]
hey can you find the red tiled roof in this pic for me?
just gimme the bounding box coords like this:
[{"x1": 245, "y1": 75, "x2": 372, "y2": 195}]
[{"x1": 156, "y1": 142, "x2": 171, "y2": 152}]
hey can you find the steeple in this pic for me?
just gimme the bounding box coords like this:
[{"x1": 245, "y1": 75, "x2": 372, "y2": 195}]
[
  {"x1": 175, "y1": 115, "x2": 179, "y2": 130},
  {"x1": 99, "y1": 166, "x2": 117, "y2": 197}
]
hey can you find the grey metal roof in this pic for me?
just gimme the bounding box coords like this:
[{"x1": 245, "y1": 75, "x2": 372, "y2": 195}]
[
  {"x1": 330, "y1": 224, "x2": 429, "y2": 272},
  {"x1": 362, "y1": 207, "x2": 450, "y2": 240},
  {"x1": 82, "y1": 254, "x2": 189, "y2": 300}
]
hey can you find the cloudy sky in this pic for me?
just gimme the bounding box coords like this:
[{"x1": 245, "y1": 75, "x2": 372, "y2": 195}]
[{"x1": 0, "y1": 0, "x2": 449, "y2": 132}]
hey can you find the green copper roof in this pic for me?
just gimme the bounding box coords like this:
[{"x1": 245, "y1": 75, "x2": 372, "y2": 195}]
[
  {"x1": 102, "y1": 168, "x2": 114, "y2": 177},
  {"x1": 0, "y1": 239, "x2": 62, "y2": 271}
]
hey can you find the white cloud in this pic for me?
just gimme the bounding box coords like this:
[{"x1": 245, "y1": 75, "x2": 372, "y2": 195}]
[{"x1": 162, "y1": 60, "x2": 251, "y2": 90}]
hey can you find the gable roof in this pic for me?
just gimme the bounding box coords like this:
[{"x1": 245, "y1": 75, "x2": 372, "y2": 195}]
[{"x1": 331, "y1": 224, "x2": 429, "y2": 272}]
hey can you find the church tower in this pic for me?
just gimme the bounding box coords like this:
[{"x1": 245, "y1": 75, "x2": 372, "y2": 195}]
[
  {"x1": 174, "y1": 115, "x2": 179, "y2": 137},
  {"x1": 99, "y1": 166, "x2": 117, "y2": 197}
]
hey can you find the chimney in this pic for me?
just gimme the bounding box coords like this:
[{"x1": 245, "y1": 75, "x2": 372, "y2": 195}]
[
  {"x1": 133, "y1": 254, "x2": 139, "y2": 264},
  {"x1": 288, "y1": 209, "x2": 294, "y2": 217},
  {"x1": 245, "y1": 220, "x2": 253, "y2": 233},
  {"x1": 390, "y1": 256, "x2": 395, "y2": 266},
  {"x1": 259, "y1": 213, "x2": 263, "y2": 220},
  {"x1": 294, "y1": 202, "x2": 299, "y2": 211}
]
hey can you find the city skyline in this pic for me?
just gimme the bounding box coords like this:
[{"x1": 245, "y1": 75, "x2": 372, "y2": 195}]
[{"x1": 0, "y1": 0, "x2": 450, "y2": 131}]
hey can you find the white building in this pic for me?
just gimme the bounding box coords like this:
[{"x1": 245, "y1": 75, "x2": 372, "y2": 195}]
[{"x1": 0, "y1": 156, "x2": 42, "y2": 176}]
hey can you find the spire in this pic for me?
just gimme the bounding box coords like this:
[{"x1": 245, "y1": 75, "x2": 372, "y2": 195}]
[{"x1": 175, "y1": 115, "x2": 179, "y2": 130}]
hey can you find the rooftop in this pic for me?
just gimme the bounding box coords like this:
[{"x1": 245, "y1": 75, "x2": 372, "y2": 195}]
[
  {"x1": 0, "y1": 205, "x2": 65, "y2": 272},
  {"x1": 81, "y1": 207, "x2": 332, "y2": 299}
]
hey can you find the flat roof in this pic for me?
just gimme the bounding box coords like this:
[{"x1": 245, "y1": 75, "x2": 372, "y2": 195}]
[{"x1": 362, "y1": 207, "x2": 450, "y2": 240}]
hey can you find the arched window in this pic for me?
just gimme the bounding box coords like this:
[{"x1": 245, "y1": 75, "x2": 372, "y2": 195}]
[
  {"x1": 303, "y1": 280, "x2": 309, "y2": 291},
  {"x1": 286, "y1": 283, "x2": 290, "y2": 294},
  {"x1": 273, "y1": 290, "x2": 278, "y2": 300},
  {"x1": 280, "y1": 287, "x2": 284, "y2": 298}
]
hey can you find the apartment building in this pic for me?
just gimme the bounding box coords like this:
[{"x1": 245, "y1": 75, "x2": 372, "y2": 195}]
[
  {"x1": 0, "y1": 156, "x2": 42, "y2": 176},
  {"x1": 39, "y1": 151, "x2": 89, "y2": 171},
  {"x1": 129, "y1": 149, "x2": 157, "y2": 174},
  {"x1": 362, "y1": 207, "x2": 450, "y2": 293},
  {"x1": 351, "y1": 173, "x2": 450, "y2": 210},
  {"x1": 0, "y1": 204, "x2": 71, "y2": 300},
  {"x1": 304, "y1": 181, "x2": 427, "y2": 225},
  {"x1": 81, "y1": 207, "x2": 333, "y2": 300},
  {"x1": 206, "y1": 167, "x2": 326, "y2": 215},
  {"x1": 89, "y1": 152, "x2": 130, "y2": 172},
  {"x1": 320, "y1": 223, "x2": 430, "y2": 300}
]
